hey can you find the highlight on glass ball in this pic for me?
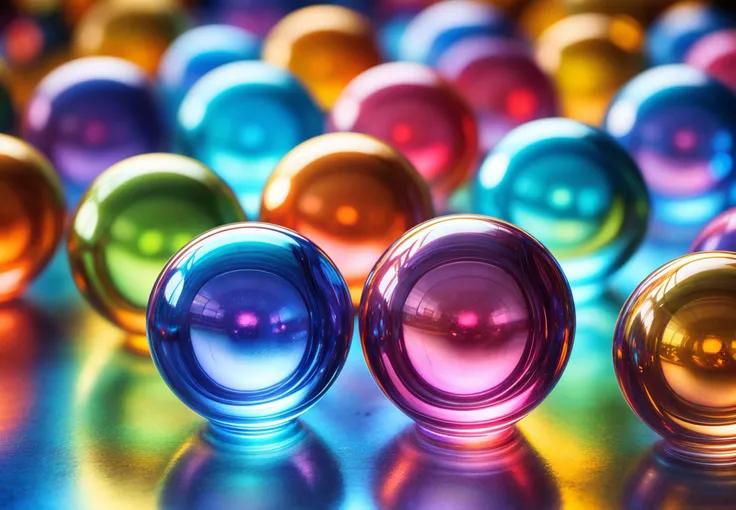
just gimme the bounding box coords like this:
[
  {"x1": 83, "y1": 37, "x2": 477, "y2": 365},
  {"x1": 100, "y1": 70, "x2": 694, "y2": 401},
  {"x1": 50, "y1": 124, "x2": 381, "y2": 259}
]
[
  {"x1": 614, "y1": 251, "x2": 736, "y2": 465},
  {"x1": 0, "y1": 134, "x2": 65, "y2": 301},
  {"x1": 690, "y1": 206, "x2": 736, "y2": 253},
  {"x1": 23, "y1": 57, "x2": 164, "y2": 202},
  {"x1": 68, "y1": 153, "x2": 246, "y2": 336},
  {"x1": 474, "y1": 118, "x2": 649, "y2": 295},
  {"x1": 329, "y1": 62, "x2": 478, "y2": 207},
  {"x1": 262, "y1": 4, "x2": 383, "y2": 110},
  {"x1": 360, "y1": 215, "x2": 575, "y2": 446},
  {"x1": 604, "y1": 64, "x2": 736, "y2": 238},
  {"x1": 536, "y1": 13, "x2": 645, "y2": 125},
  {"x1": 260, "y1": 132, "x2": 434, "y2": 306},
  {"x1": 177, "y1": 61, "x2": 323, "y2": 219},
  {"x1": 147, "y1": 223, "x2": 353, "y2": 436},
  {"x1": 685, "y1": 29, "x2": 736, "y2": 92}
]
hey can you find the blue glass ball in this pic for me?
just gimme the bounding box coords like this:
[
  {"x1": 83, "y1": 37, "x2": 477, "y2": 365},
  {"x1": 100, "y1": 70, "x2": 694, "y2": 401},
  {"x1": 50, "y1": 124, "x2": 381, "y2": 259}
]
[
  {"x1": 158, "y1": 24, "x2": 261, "y2": 124},
  {"x1": 147, "y1": 223, "x2": 353, "y2": 435},
  {"x1": 604, "y1": 65, "x2": 736, "y2": 238},
  {"x1": 176, "y1": 61, "x2": 323, "y2": 219},
  {"x1": 474, "y1": 118, "x2": 649, "y2": 292}
]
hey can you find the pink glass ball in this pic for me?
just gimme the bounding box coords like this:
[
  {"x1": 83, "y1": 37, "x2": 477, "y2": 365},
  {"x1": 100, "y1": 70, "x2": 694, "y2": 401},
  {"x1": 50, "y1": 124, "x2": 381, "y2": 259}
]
[
  {"x1": 685, "y1": 29, "x2": 736, "y2": 92},
  {"x1": 329, "y1": 62, "x2": 478, "y2": 203},
  {"x1": 359, "y1": 215, "x2": 575, "y2": 446}
]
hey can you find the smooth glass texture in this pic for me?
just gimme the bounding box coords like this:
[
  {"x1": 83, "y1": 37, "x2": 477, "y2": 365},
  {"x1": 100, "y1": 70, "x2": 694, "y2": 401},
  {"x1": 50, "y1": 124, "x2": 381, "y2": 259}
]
[
  {"x1": 475, "y1": 118, "x2": 649, "y2": 292},
  {"x1": 360, "y1": 215, "x2": 575, "y2": 445},
  {"x1": 262, "y1": 5, "x2": 382, "y2": 110},
  {"x1": 177, "y1": 61, "x2": 323, "y2": 219},
  {"x1": 604, "y1": 64, "x2": 736, "y2": 238},
  {"x1": 23, "y1": 57, "x2": 164, "y2": 203},
  {"x1": 329, "y1": 62, "x2": 478, "y2": 204},
  {"x1": 614, "y1": 252, "x2": 736, "y2": 465},
  {"x1": 691, "y1": 207, "x2": 736, "y2": 253},
  {"x1": 68, "y1": 153, "x2": 245, "y2": 335},
  {"x1": 0, "y1": 134, "x2": 65, "y2": 301},
  {"x1": 260, "y1": 133, "x2": 434, "y2": 307},
  {"x1": 685, "y1": 29, "x2": 736, "y2": 92},
  {"x1": 147, "y1": 223, "x2": 353, "y2": 434}
]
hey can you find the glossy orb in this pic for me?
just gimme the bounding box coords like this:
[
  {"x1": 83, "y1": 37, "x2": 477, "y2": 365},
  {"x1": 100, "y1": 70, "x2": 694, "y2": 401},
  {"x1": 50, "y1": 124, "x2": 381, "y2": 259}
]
[
  {"x1": 398, "y1": 0, "x2": 516, "y2": 66},
  {"x1": 536, "y1": 13, "x2": 644, "y2": 125},
  {"x1": 23, "y1": 57, "x2": 164, "y2": 202},
  {"x1": 262, "y1": 5, "x2": 382, "y2": 110},
  {"x1": 604, "y1": 65, "x2": 736, "y2": 237},
  {"x1": 0, "y1": 134, "x2": 65, "y2": 301},
  {"x1": 148, "y1": 223, "x2": 353, "y2": 434},
  {"x1": 329, "y1": 62, "x2": 478, "y2": 204},
  {"x1": 158, "y1": 24, "x2": 261, "y2": 123},
  {"x1": 360, "y1": 215, "x2": 575, "y2": 445},
  {"x1": 260, "y1": 133, "x2": 434, "y2": 306},
  {"x1": 614, "y1": 251, "x2": 736, "y2": 465},
  {"x1": 68, "y1": 154, "x2": 245, "y2": 335},
  {"x1": 475, "y1": 118, "x2": 649, "y2": 291},
  {"x1": 438, "y1": 36, "x2": 557, "y2": 155},
  {"x1": 177, "y1": 61, "x2": 323, "y2": 219},
  {"x1": 685, "y1": 29, "x2": 736, "y2": 92},
  {"x1": 690, "y1": 207, "x2": 736, "y2": 252}
]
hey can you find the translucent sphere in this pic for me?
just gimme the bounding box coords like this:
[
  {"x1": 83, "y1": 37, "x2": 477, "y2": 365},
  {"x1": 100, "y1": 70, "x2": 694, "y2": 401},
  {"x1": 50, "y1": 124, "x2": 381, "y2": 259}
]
[
  {"x1": 329, "y1": 62, "x2": 478, "y2": 205},
  {"x1": 604, "y1": 65, "x2": 736, "y2": 237},
  {"x1": 691, "y1": 207, "x2": 736, "y2": 252},
  {"x1": 260, "y1": 133, "x2": 434, "y2": 306},
  {"x1": 148, "y1": 223, "x2": 353, "y2": 434},
  {"x1": 157, "y1": 24, "x2": 261, "y2": 123},
  {"x1": 262, "y1": 5, "x2": 382, "y2": 110},
  {"x1": 0, "y1": 134, "x2": 65, "y2": 301},
  {"x1": 177, "y1": 61, "x2": 323, "y2": 219},
  {"x1": 23, "y1": 57, "x2": 164, "y2": 202},
  {"x1": 685, "y1": 29, "x2": 736, "y2": 92},
  {"x1": 614, "y1": 251, "x2": 736, "y2": 465},
  {"x1": 68, "y1": 154, "x2": 245, "y2": 335},
  {"x1": 360, "y1": 215, "x2": 575, "y2": 445}
]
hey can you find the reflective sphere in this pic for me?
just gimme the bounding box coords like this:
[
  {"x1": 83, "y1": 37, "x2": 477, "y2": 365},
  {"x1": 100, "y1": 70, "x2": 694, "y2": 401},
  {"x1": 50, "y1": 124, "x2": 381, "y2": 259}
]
[
  {"x1": 148, "y1": 223, "x2": 353, "y2": 434},
  {"x1": 398, "y1": 0, "x2": 516, "y2": 66},
  {"x1": 614, "y1": 252, "x2": 736, "y2": 465},
  {"x1": 23, "y1": 57, "x2": 164, "y2": 203},
  {"x1": 0, "y1": 134, "x2": 65, "y2": 301},
  {"x1": 158, "y1": 24, "x2": 261, "y2": 123},
  {"x1": 329, "y1": 62, "x2": 478, "y2": 205},
  {"x1": 475, "y1": 118, "x2": 649, "y2": 293},
  {"x1": 438, "y1": 36, "x2": 557, "y2": 155},
  {"x1": 177, "y1": 61, "x2": 323, "y2": 218},
  {"x1": 536, "y1": 13, "x2": 644, "y2": 125},
  {"x1": 68, "y1": 154, "x2": 245, "y2": 335},
  {"x1": 604, "y1": 65, "x2": 736, "y2": 238},
  {"x1": 260, "y1": 133, "x2": 434, "y2": 306},
  {"x1": 360, "y1": 215, "x2": 575, "y2": 445},
  {"x1": 691, "y1": 207, "x2": 736, "y2": 253},
  {"x1": 262, "y1": 5, "x2": 382, "y2": 110},
  {"x1": 685, "y1": 29, "x2": 736, "y2": 92}
]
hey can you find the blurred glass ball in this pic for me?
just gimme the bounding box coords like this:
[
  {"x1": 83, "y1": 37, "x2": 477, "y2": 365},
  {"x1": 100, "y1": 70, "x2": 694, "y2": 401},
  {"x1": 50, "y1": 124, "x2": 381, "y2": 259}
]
[
  {"x1": 691, "y1": 207, "x2": 736, "y2": 252},
  {"x1": 685, "y1": 29, "x2": 736, "y2": 92}
]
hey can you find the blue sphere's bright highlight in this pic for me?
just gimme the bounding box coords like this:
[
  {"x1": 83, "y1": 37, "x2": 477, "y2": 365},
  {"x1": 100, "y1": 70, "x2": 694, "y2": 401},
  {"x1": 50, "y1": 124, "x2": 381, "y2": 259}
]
[
  {"x1": 147, "y1": 223, "x2": 353, "y2": 434},
  {"x1": 176, "y1": 61, "x2": 323, "y2": 218},
  {"x1": 604, "y1": 64, "x2": 736, "y2": 237},
  {"x1": 474, "y1": 118, "x2": 649, "y2": 290}
]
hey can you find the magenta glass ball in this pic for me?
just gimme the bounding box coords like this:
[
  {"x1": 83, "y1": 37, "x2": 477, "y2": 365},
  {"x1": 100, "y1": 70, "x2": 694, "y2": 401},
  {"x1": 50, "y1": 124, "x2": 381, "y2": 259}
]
[
  {"x1": 359, "y1": 215, "x2": 575, "y2": 445},
  {"x1": 685, "y1": 29, "x2": 736, "y2": 92},
  {"x1": 690, "y1": 207, "x2": 736, "y2": 252}
]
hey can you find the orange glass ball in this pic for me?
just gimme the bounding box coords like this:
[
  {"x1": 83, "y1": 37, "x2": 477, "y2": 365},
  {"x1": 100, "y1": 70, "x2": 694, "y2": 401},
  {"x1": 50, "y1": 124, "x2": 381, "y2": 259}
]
[
  {"x1": 0, "y1": 134, "x2": 65, "y2": 301},
  {"x1": 263, "y1": 5, "x2": 382, "y2": 110},
  {"x1": 260, "y1": 133, "x2": 434, "y2": 306}
]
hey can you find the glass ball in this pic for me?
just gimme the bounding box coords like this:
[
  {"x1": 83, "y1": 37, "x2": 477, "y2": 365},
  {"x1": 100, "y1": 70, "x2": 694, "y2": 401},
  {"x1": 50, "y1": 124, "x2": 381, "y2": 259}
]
[
  {"x1": 23, "y1": 57, "x2": 164, "y2": 203},
  {"x1": 177, "y1": 61, "x2": 323, "y2": 219},
  {"x1": 685, "y1": 29, "x2": 736, "y2": 92},
  {"x1": 691, "y1": 207, "x2": 736, "y2": 252},
  {"x1": 262, "y1": 5, "x2": 382, "y2": 110},
  {"x1": 474, "y1": 118, "x2": 649, "y2": 294},
  {"x1": 438, "y1": 36, "x2": 557, "y2": 156},
  {"x1": 614, "y1": 251, "x2": 736, "y2": 465},
  {"x1": 68, "y1": 153, "x2": 246, "y2": 335},
  {"x1": 260, "y1": 132, "x2": 434, "y2": 307},
  {"x1": 0, "y1": 134, "x2": 65, "y2": 301},
  {"x1": 536, "y1": 13, "x2": 645, "y2": 125},
  {"x1": 398, "y1": 0, "x2": 516, "y2": 66},
  {"x1": 158, "y1": 24, "x2": 261, "y2": 124},
  {"x1": 147, "y1": 223, "x2": 353, "y2": 435},
  {"x1": 359, "y1": 215, "x2": 575, "y2": 446},
  {"x1": 329, "y1": 62, "x2": 478, "y2": 206},
  {"x1": 604, "y1": 64, "x2": 736, "y2": 238}
]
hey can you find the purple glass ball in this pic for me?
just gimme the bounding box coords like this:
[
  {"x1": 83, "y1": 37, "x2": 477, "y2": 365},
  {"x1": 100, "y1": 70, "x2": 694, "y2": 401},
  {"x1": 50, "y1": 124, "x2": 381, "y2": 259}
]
[{"x1": 691, "y1": 207, "x2": 736, "y2": 252}]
